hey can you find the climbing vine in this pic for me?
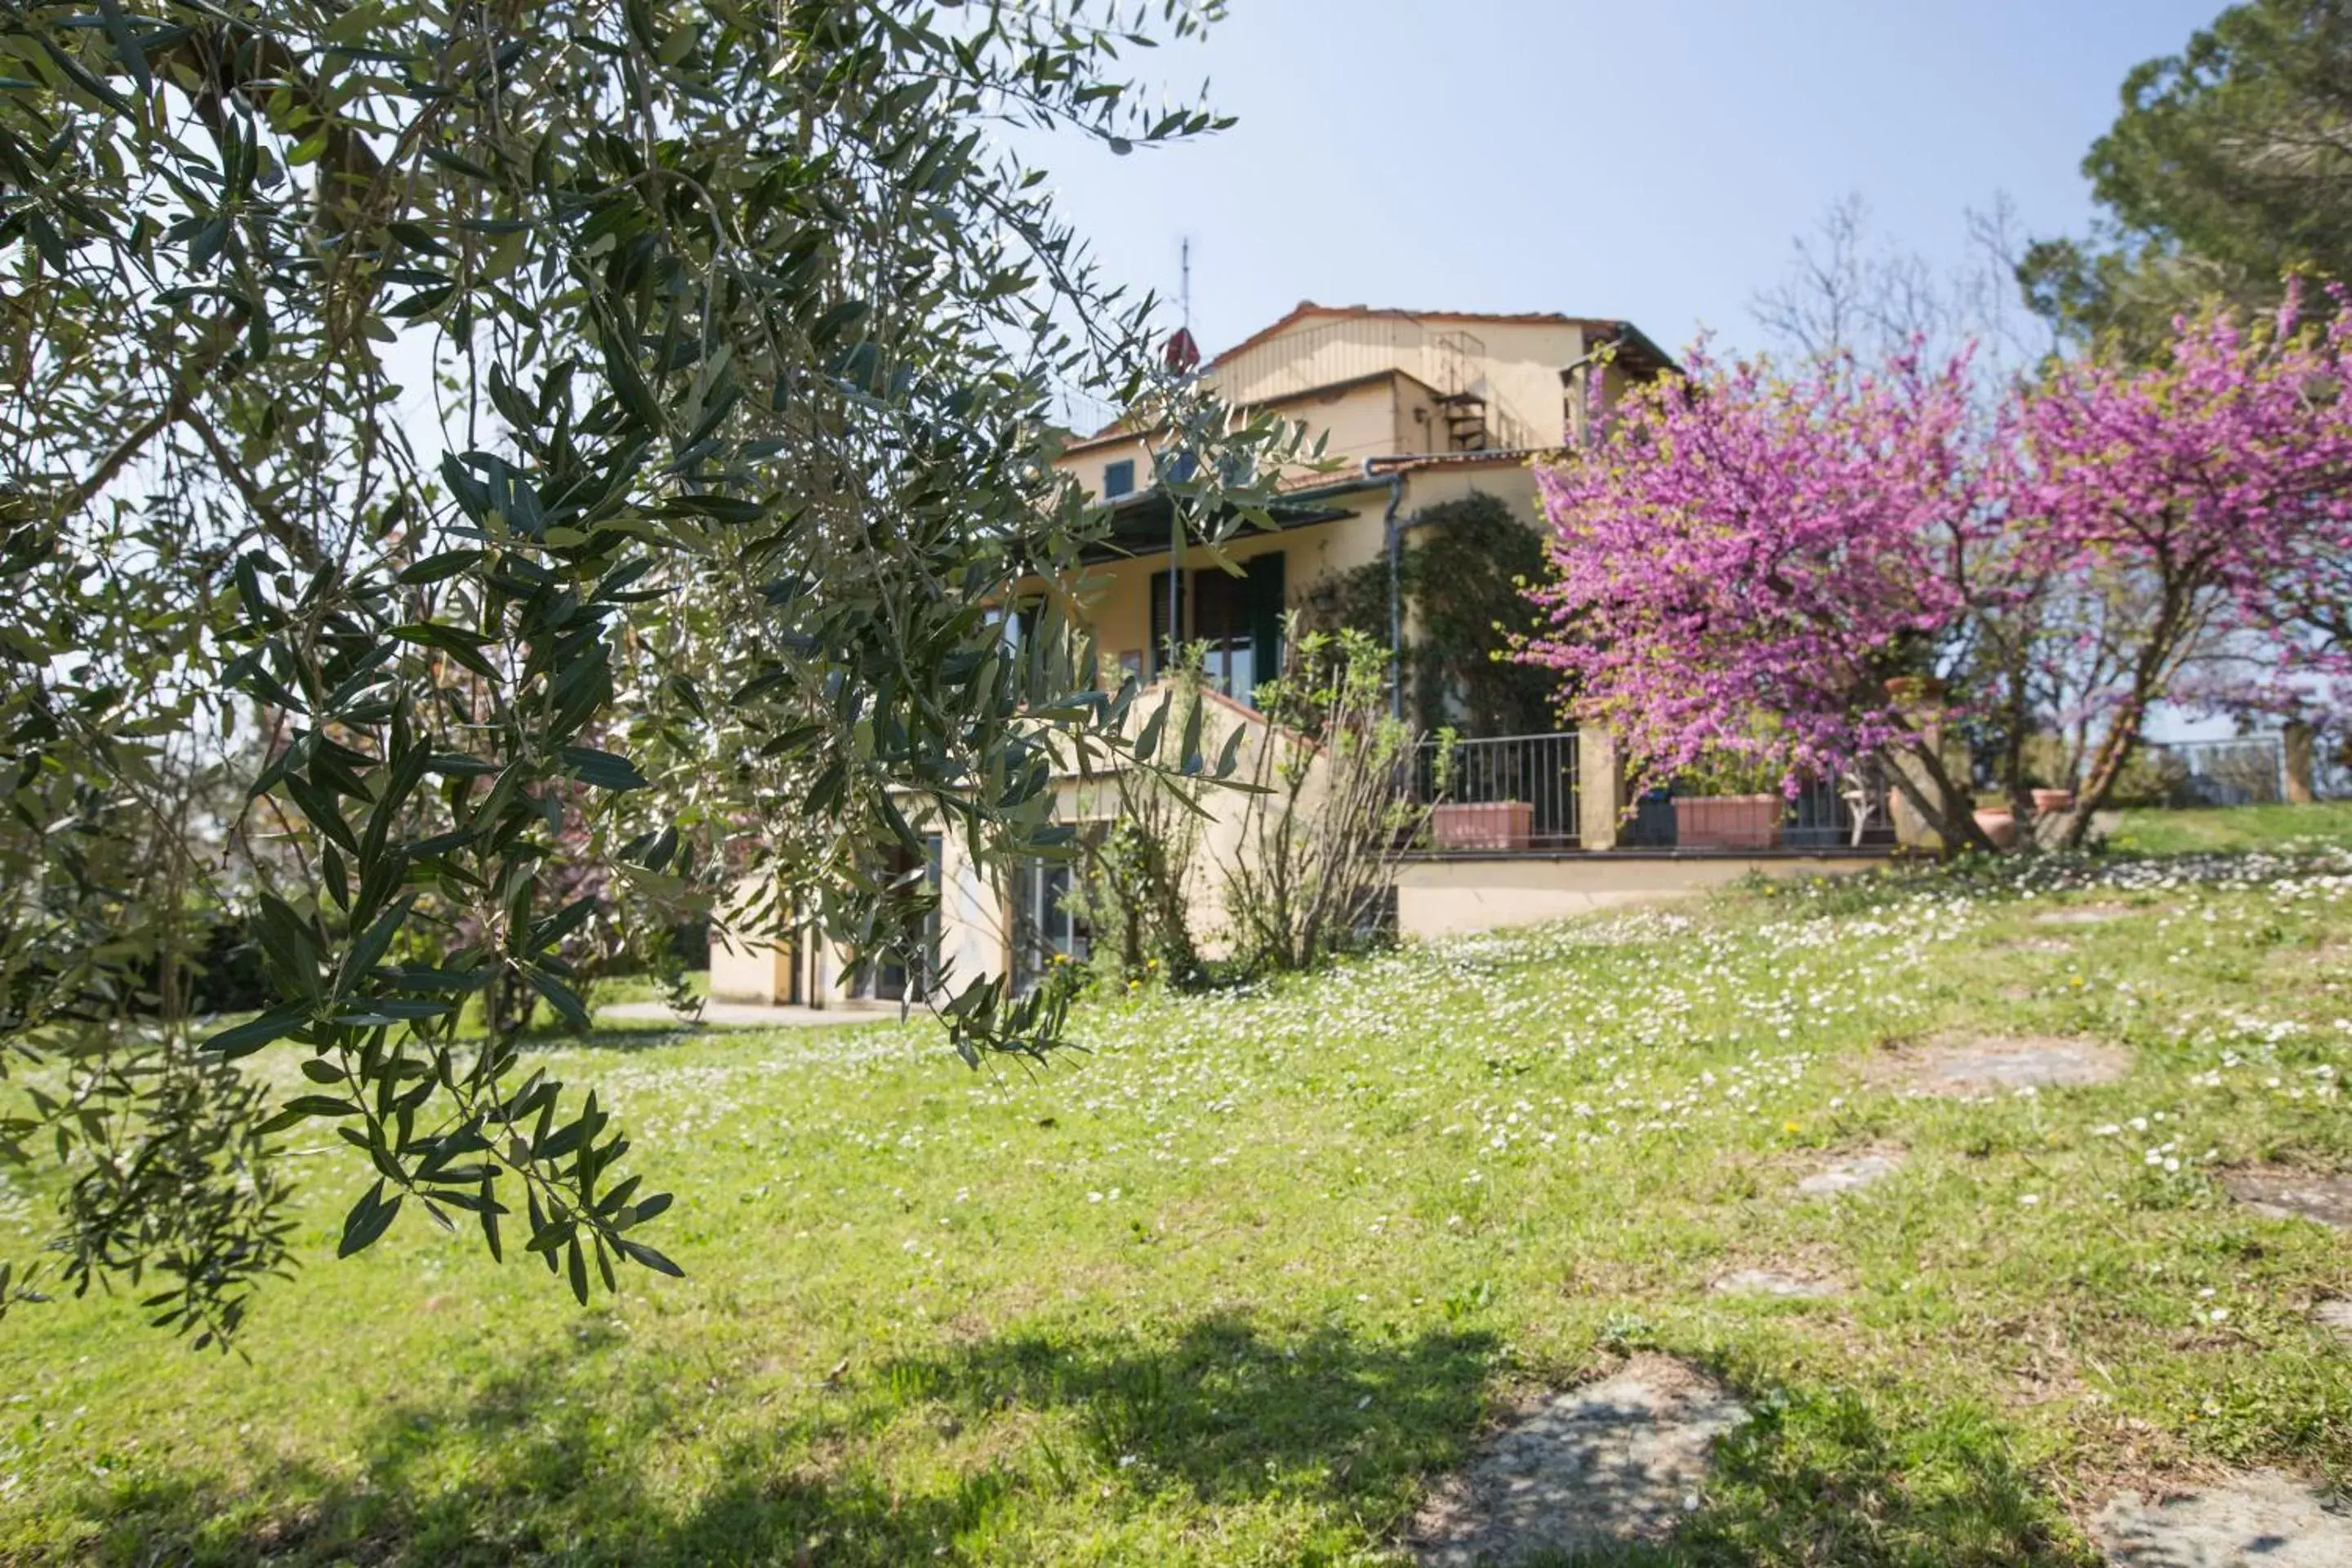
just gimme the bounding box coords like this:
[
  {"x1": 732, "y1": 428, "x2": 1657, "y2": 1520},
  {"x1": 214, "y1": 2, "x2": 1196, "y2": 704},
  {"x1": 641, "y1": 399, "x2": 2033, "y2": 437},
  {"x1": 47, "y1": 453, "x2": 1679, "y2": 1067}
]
[{"x1": 1304, "y1": 492, "x2": 1560, "y2": 737}]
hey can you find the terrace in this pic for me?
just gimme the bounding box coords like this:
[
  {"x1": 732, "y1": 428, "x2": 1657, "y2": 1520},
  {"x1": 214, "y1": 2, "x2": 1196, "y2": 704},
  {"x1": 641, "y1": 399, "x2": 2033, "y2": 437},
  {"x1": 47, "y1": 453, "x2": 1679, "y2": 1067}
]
[
  {"x1": 1408, "y1": 730, "x2": 1898, "y2": 856},
  {"x1": 1394, "y1": 730, "x2": 1901, "y2": 938}
]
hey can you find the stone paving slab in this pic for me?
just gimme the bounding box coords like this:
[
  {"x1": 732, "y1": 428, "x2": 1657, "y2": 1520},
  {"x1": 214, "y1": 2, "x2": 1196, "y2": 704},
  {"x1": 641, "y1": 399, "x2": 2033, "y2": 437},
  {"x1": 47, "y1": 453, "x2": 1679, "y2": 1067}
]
[
  {"x1": 2094, "y1": 1470, "x2": 2352, "y2": 1566},
  {"x1": 2032, "y1": 904, "x2": 2134, "y2": 926},
  {"x1": 1410, "y1": 1356, "x2": 1746, "y2": 1566},
  {"x1": 2314, "y1": 1299, "x2": 2352, "y2": 1344},
  {"x1": 2221, "y1": 1168, "x2": 2352, "y2": 1231},
  {"x1": 1709, "y1": 1267, "x2": 1842, "y2": 1299},
  {"x1": 1867, "y1": 1035, "x2": 2131, "y2": 1098},
  {"x1": 1796, "y1": 1151, "x2": 1904, "y2": 1196}
]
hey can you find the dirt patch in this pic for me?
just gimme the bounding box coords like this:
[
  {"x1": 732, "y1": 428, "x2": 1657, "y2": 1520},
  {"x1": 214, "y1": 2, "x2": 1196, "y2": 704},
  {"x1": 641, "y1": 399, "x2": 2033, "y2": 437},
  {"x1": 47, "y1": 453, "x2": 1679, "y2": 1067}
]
[
  {"x1": 1796, "y1": 1150, "x2": 1904, "y2": 1197},
  {"x1": 2222, "y1": 1168, "x2": 2352, "y2": 1231},
  {"x1": 1864, "y1": 1034, "x2": 2131, "y2": 1098},
  {"x1": 2032, "y1": 904, "x2": 2134, "y2": 927},
  {"x1": 2314, "y1": 1300, "x2": 2352, "y2": 1344},
  {"x1": 2265, "y1": 941, "x2": 2351, "y2": 973},
  {"x1": 1409, "y1": 1355, "x2": 1747, "y2": 1566},
  {"x1": 2093, "y1": 1470, "x2": 2352, "y2": 1566},
  {"x1": 1709, "y1": 1267, "x2": 1842, "y2": 1299}
]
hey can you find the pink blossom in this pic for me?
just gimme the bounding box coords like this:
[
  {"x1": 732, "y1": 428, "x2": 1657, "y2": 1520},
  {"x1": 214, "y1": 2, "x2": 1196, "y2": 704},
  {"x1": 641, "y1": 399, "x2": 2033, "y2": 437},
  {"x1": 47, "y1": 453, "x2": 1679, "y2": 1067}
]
[
  {"x1": 1526, "y1": 345, "x2": 1993, "y2": 792},
  {"x1": 1527, "y1": 296, "x2": 2352, "y2": 843}
]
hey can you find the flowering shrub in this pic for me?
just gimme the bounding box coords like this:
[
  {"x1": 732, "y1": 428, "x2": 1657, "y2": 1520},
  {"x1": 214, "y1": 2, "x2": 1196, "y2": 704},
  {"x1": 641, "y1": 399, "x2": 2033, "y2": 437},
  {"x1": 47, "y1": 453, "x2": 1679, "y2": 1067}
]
[
  {"x1": 1526, "y1": 346, "x2": 1998, "y2": 845},
  {"x1": 1221, "y1": 623, "x2": 1438, "y2": 974},
  {"x1": 2016, "y1": 288, "x2": 2352, "y2": 838},
  {"x1": 1065, "y1": 660, "x2": 1212, "y2": 991},
  {"x1": 1528, "y1": 291, "x2": 2352, "y2": 848}
]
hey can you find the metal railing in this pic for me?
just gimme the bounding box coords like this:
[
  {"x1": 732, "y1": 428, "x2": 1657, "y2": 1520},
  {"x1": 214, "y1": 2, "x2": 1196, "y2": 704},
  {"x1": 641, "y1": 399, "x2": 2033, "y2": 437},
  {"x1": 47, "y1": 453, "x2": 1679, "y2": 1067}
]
[
  {"x1": 2139, "y1": 736, "x2": 2289, "y2": 808},
  {"x1": 1784, "y1": 771, "x2": 1899, "y2": 849},
  {"x1": 1405, "y1": 737, "x2": 1900, "y2": 855},
  {"x1": 1621, "y1": 772, "x2": 1896, "y2": 852},
  {"x1": 1411, "y1": 732, "x2": 1580, "y2": 851}
]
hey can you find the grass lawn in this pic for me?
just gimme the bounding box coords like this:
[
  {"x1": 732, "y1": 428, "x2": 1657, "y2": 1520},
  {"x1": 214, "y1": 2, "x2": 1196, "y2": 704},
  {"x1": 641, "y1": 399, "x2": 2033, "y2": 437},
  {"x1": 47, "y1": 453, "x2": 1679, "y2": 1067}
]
[
  {"x1": 2109, "y1": 800, "x2": 2352, "y2": 857},
  {"x1": 4, "y1": 805, "x2": 2351, "y2": 1565}
]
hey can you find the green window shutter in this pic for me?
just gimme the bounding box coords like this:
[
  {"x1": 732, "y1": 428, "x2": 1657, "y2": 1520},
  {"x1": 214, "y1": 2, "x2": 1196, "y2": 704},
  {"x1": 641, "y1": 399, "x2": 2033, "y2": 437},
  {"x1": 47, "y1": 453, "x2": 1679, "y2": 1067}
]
[
  {"x1": 1245, "y1": 550, "x2": 1285, "y2": 702},
  {"x1": 1149, "y1": 568, "x2": 1182, "y2": 677}
]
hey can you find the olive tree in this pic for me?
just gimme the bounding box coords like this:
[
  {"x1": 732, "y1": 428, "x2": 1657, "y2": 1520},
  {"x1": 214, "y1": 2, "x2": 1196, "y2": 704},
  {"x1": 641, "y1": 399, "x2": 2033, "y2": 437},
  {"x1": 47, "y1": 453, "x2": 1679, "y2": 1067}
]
[{"x1": 0, "y1": 0, "x2": 1293, "y2": 1344}]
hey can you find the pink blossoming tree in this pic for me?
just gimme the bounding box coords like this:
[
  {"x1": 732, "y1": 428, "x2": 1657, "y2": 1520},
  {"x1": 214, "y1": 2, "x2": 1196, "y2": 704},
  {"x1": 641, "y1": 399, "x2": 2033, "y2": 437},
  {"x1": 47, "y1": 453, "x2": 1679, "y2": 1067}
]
[
  {"x1": 1526, "y1": 346, "x2": 2005, "y2": 849},
  {"x1": 1528, "y1": 288, "x2": 2352, "y2": 851},
  {"x1": 2017, "y1": 289, "x2": 2352, "y2": 841}
]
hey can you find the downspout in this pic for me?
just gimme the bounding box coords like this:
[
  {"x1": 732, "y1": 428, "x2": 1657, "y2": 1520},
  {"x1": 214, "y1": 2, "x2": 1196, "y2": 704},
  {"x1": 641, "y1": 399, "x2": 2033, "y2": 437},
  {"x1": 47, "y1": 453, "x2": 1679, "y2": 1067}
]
[
  {"x1": 1379, "y1": 463, "x2": 1406, "y2": 720},
  {"x1": 1165, "y1": 533, "x2": 1182, "y2": 679},
  {"x1": 1556, "y1": 338, "x2": 1615, "y2": 450}
]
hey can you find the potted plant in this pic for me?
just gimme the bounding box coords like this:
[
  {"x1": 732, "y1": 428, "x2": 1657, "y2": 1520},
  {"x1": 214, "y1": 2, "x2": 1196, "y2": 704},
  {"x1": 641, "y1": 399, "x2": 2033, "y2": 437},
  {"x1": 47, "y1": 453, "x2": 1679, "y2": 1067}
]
[
  {"x1": 1673, "y1": 750, "x2": 1784, "y2": 851},
  {"x1": 1431, "y1": 799, "x2": 1535, "y2": 851}
]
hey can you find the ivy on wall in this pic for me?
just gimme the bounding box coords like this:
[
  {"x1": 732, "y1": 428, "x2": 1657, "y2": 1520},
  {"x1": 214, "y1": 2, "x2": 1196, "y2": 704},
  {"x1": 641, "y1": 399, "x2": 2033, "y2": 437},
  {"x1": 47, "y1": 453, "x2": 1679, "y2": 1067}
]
[{"x1": 1303, "y1": 492, "x2": 1561, "y2": 737}]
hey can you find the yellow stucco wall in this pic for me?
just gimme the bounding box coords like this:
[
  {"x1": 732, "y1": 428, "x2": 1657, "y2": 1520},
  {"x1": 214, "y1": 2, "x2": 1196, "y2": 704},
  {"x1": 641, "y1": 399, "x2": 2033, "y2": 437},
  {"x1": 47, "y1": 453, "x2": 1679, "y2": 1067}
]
[
  {"x1": 1031, "y1": 688, "x2": 1331, "y2": 960},
  {"x1": 1391, "y1": 853, "x2": 1875, "y2": 938},
  {"x1": 1076, "y1": 501, "x2": 1374, "y2": 670},
  {"x1": 1208, "y1": 314, "x2": 1588, "y2": 450},
  {"x1": 1062, "y1": 430, "x2": 1152, "y2": 502},
  {"x1": 1069, "y1": 462, "x2": 1544, "y2": 675},
  {"x1": 1061, "y1": 371, "x2": 1448, "y2": 501},
  {"x1": 709, "y1": 685, "x2": 1328, "y2": 1003},
  {"x1": 708, "y1": 921, "x2": 796, "y2": 1003},
  {"x1": 711, "y1": 309, "x2": 1642, "y2": 1010}
]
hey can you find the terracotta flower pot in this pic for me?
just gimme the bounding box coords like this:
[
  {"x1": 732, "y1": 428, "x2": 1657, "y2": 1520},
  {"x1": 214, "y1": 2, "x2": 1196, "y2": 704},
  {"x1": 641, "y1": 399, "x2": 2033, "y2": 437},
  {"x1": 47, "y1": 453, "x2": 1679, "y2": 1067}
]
[
  {"x1": 1432, "y1": 800, "x2": 1534, "y2": 851},
  {"x1": 1674, "y1": 794, "x2": 1783, "y2": 850},
  {"x1": 1974, "y1": 807, "x2": 2020, "y2": 851},
  {"x1": 2031, "y1": 788, "x2": 2074, "y2": 815}
]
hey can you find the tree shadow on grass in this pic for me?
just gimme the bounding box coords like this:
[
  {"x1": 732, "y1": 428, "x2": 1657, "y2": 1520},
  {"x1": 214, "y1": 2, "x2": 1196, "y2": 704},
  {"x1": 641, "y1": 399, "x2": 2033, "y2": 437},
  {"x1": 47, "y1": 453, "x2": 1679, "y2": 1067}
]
[
  {"x1": 51, "y1": 1311, "x2": 2091, "y2": 1567},
  {"x1": 54, "y1": 1311, "x2": 1500, "y2": 1566},
  {"x1": 866, "y1": 1310, "x2": 1503, "y2": 1509},
  {"x1": 67, "y1": 1365, "x2": 1007, "y2": 1566},
  {"x1": 1574, "y1": 1377, "x2": 2091, "y2": 1568}
]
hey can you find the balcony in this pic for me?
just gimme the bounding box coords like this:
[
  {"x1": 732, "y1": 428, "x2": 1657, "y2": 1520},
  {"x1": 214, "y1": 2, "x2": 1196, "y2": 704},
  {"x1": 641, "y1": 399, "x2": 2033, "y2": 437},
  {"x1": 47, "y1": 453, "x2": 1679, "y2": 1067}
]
[
  {"x1": 1408, "y1": 733, "x2": 1897, "y2": 856},
  {"x1": 1412, "y1": 732, "x2": 1581, "y2": 852},
  {"x1": 1620, "y1": 777, "x2": 1896, "y2": 852}
]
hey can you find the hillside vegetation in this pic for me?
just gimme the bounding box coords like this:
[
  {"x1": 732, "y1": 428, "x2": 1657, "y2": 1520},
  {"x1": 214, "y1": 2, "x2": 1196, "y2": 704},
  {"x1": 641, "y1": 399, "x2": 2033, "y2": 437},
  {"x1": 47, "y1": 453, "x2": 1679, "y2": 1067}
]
[{"x1": 4, "y1": 808, "x2": 2350, "y2": 1565}]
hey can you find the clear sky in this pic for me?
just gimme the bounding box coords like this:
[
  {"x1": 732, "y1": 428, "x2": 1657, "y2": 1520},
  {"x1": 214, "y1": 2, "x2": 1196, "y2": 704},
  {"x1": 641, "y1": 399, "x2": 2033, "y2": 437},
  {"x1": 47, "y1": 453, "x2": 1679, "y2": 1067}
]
[{"x1": 1031, "y1": 0, "x2": 2225, "y2": 361}]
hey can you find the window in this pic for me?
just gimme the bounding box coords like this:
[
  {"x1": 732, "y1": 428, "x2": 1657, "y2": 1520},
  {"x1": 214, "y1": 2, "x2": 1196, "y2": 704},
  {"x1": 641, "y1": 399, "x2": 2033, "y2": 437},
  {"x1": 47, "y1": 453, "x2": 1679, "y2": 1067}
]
[
  {"x1": 1012, "y1": 856, "x2": 1090, "y2": 994},
  {"x1": 1102, "y1": 457, "x2": 1136, "y2": 498},
  {"x1": 1191, "y1": 560, "x2": 1258, "y2": 701},
  {"x1": 991, "y1": 597, "x2": 1043, "y2": 654},
  {"x1": 853, "y1": 835, "x2": 942, "y2": 1002},
  {"x1": 1149, "y1": 550, "x2": 1285, "y2": 705}
]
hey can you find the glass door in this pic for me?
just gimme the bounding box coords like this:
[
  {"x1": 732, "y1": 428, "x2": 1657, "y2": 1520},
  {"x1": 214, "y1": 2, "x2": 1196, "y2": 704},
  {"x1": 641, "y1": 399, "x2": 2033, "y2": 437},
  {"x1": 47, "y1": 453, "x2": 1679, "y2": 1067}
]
[
  {"x1": 1011, "y1": 857, "x2": 1090, "y2": 993},
  {"x1": 853, "y1": 835, "x2": 941, "y2": 1002}
]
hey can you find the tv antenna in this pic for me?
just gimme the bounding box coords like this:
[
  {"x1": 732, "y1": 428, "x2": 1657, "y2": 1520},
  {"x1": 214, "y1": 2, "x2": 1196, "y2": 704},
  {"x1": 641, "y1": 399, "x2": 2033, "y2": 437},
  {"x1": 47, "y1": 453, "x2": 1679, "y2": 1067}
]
[{"x1": 1162, "y1": 234, "x2": 1200, "y2": 375}]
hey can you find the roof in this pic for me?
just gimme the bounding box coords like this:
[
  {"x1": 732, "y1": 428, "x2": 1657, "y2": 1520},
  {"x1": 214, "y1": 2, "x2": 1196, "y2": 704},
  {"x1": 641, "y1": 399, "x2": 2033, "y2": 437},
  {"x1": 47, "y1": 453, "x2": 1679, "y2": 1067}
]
[
  {"x1": 1081, "y1": 484, "x2": 1356, "y2": 564},
  {"x1": 1362, "y1": 448, "x2": 1550, "y2": 475},
  {"x1": 1063, "y1": 300, "x2": 1678, "y2": 445},
  {"x1": 1059, "y1": 366, "x2": 1448, "y2": 457},
  {"x1": 1203, "y1": 301, "x2": 1655, "y2": 374}
]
